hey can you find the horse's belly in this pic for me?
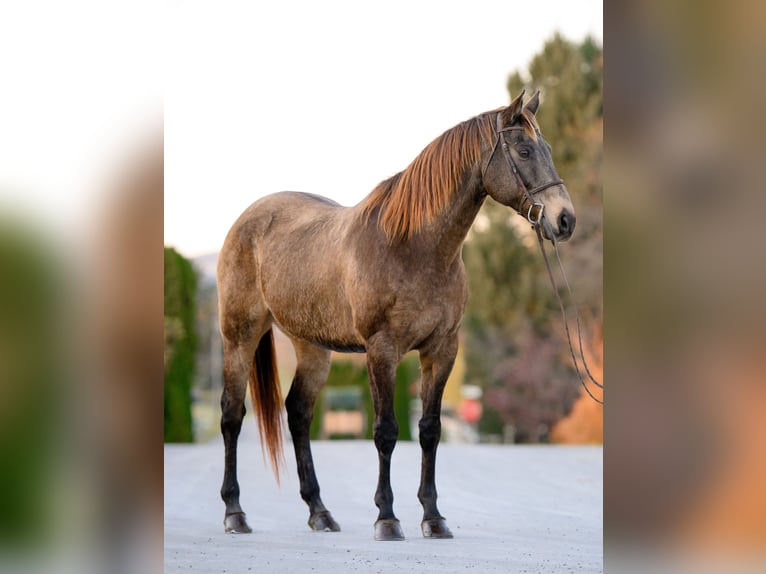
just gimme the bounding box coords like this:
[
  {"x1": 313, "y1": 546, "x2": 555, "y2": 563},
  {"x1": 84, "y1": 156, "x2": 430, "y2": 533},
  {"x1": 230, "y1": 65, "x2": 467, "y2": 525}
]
[
  {"x1": 309, "y1": 339, "x2": 366, "y2": 353},
  {"x1": 264, "y1": 284, "x2": 363, "y2": 352}
]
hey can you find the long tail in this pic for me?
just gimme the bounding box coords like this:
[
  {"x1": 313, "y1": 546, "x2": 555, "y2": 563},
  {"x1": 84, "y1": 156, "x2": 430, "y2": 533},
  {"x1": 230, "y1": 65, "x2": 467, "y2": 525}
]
[{"x1": 249, "y1": 329, "x2": 284, "y2": 483}]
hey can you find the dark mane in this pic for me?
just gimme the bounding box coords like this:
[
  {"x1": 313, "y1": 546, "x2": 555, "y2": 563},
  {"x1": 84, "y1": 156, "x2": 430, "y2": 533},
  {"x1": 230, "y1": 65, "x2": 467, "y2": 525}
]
[{"x1": 360, "y1": 108, "x2": 539, "y2": 242}]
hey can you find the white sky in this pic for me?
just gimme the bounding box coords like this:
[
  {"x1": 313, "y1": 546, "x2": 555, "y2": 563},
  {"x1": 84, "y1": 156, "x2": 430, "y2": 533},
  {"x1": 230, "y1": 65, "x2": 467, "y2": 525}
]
[
  {"x1": 165, "y1": 1, "x2": 601, "y2": 257},
  {"x1": 0, "y1": 1, "x2": 601, "y2": 259}
]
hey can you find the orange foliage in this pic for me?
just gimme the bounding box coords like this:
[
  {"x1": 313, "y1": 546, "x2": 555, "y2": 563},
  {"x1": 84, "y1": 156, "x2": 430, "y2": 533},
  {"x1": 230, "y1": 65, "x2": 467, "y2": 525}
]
[
  {"x1": 550, "y1": 323, "x2": 603, "y2": 444},
  {"x1": 676, "y1": 356, "x2": 766, "y2": 550}
]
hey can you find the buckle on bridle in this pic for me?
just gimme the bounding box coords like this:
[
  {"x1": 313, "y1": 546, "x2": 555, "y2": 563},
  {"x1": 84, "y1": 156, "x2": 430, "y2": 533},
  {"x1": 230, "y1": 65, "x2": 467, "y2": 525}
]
[{"x1": 527, "y1": 202, "x2": 544, "y2": 225}]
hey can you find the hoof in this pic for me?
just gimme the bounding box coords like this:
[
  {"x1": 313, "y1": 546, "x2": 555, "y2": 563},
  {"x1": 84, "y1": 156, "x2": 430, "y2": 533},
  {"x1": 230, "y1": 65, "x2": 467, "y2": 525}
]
[
  {"x1": 421, "y1": 517, "x2": 453, "y2": 539},
  {"x1": 224, "y1": 512, "x2": 252, "y2": 534},
  {"x1": 374, "y1": 518, "x2": 405, "y2": 541},
  {"x1": 309, "y1": 511, "x2": 341, "y2": 532}
]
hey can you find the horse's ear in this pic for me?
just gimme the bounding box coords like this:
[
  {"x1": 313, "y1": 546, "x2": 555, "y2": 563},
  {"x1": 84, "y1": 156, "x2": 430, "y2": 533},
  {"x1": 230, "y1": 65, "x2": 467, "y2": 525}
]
[
  {"x1": 524, "y1": 90, "x2": 541, "y2": 115},
  {"x1": 501, "y1": 89, "x2": 526, "y2": 126}
]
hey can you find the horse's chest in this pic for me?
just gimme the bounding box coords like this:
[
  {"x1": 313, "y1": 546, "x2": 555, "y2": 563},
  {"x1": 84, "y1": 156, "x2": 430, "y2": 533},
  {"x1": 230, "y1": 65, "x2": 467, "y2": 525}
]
[{"x1": 388, "y1": 274, "x2": 466, "y2": 334}]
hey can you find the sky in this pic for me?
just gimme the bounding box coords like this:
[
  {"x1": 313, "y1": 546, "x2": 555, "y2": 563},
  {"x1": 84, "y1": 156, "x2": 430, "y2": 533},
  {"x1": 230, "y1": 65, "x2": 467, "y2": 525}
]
[
  {"x1": 0, "y1": 1, "x2": 601, "y2": 259},
  {"x1": 165, "y1": 1, "x2": 602, "y2": 257}
]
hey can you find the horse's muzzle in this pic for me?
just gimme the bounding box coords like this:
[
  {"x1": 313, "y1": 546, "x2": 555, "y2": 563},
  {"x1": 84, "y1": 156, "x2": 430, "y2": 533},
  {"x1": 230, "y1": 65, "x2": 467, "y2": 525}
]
[{"x1": 542, "y1": 209, "x2": 575, "y2": 242}]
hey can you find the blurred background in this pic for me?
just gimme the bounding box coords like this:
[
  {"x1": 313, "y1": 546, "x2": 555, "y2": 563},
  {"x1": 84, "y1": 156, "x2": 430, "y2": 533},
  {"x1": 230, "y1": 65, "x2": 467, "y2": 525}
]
[
  {"x1": 605, "y1": 1, "x2": 766, "y2": 571},
  {"x1": 5, "y1": 0, "x2": 766, "y2": 573},
  {"x1": 2, "y1": 3, "x2": 602, "y2": 571}
]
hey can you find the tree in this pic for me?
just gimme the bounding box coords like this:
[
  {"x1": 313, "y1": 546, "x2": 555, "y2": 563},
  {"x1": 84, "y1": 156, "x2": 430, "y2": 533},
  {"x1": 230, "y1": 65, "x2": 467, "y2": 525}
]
[
  {"x1": 508, "y1": 33, "x2": 603, "y2": 203},
  {"x1": 463, "y1": 33, "x2": 603, "y2": 442}
]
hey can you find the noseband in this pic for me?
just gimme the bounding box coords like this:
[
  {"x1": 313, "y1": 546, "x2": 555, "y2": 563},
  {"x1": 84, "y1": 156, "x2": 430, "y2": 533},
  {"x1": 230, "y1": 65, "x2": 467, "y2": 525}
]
[{"x1": 481, "y1": 113, "x2": 564, "y2": 226}]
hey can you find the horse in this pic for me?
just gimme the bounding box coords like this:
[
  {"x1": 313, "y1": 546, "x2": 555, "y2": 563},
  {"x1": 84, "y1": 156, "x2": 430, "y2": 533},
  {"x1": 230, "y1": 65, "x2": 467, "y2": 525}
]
[{"x1": 216, "y1": 90, "x2": 575, "y2": 541}]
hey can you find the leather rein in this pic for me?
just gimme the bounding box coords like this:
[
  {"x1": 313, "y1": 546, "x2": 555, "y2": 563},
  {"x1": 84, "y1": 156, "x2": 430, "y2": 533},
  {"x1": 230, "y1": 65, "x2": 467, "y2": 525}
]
[{"x1": 483, "y1": 113, "x2": 604, "y2": 404}]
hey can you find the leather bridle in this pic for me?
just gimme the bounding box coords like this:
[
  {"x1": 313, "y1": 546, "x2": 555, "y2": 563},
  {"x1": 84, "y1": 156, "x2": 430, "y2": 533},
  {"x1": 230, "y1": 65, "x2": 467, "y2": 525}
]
[
  {"x1": 481, "y1": 112, "x2": 564, "y2": 228},
  {"x1": 482, "y1": 112, "x2": 604, "y2": 404}
]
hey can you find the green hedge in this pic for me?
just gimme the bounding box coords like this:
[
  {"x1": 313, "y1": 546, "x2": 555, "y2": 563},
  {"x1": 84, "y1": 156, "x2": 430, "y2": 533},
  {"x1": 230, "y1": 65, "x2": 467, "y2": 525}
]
[
  {"x1": 310, "y1": 355, "x2": 418, "y2": 441},
  {"x1": 164, "y1": 247, "x2": 197, "y2": 442}
]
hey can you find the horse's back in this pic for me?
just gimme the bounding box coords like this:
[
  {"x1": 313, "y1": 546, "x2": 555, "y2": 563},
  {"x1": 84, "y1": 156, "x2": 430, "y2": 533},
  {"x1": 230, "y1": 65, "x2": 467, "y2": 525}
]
[{"x1": 231, "y1": 191, "x2": 340, "y2": 233}]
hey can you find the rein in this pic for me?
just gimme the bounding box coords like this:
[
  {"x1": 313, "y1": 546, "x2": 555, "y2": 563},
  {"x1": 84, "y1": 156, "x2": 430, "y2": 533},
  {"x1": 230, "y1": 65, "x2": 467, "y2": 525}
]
[
  {"x1": 535, "y1": 226, "x2": 604, "y2": 404},
  {"x1": 485, "y1": 113, "x2": 604, "y2": 404}
]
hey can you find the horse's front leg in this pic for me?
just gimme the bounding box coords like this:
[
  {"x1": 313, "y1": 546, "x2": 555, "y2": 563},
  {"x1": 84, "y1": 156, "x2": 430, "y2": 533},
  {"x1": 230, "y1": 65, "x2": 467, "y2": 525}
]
[
  {"x1": 366, "y1": 337, "x2": 405, "y2": 541},
  {"x1": 417, "y1": 334, "x2": 458, "y2": 538}
]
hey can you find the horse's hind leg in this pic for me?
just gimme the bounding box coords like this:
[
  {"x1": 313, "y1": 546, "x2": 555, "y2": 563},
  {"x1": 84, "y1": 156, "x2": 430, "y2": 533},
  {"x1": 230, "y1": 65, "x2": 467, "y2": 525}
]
[
  {"x1": 284, "y1": 339, "x2": 340, "y2": 532},
  {"x1": 219, "y1": 337, "x2": 257, "y2": 533},
  {"x1": 417, "y1": 334, "x2": 458, "y2": 539}
]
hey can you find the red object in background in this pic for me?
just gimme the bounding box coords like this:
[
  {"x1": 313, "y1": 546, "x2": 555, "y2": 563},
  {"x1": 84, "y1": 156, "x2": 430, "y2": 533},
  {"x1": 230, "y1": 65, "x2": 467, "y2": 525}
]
[{"x1": 458, "y1": 398, "x2": 483, "y2": 424}]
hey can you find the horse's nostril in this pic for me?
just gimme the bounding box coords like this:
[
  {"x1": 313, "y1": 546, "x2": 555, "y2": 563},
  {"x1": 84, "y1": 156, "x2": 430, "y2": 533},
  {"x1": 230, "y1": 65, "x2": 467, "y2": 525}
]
[{"x1": 558, "y1": 211, "x2": 575, "y2": 235}]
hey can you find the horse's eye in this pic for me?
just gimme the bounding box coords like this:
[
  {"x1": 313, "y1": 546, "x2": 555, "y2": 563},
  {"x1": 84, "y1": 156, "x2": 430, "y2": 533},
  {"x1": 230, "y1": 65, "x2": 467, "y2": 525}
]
[{"x1": 518, "y1": 148, "x2": 530, "y2": 159}]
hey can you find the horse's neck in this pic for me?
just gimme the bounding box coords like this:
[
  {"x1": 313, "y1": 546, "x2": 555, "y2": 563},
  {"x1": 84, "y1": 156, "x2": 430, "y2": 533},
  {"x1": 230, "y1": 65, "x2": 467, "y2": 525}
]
[{"x1": 427, "y1": 169, "x2": 486, "y2": 267}]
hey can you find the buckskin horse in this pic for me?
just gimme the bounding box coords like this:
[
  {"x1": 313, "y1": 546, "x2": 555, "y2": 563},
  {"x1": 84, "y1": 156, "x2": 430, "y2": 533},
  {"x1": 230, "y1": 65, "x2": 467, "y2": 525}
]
[{"x1": 216, "y1": 90, "x2": 575, "y2": 540}]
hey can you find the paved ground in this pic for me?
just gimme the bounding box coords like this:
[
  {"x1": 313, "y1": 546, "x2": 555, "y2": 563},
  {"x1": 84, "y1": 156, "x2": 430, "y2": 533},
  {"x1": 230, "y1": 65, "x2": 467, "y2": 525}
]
[{"x1": 165, "y1": 425, "x2": 602, "y2": 573}]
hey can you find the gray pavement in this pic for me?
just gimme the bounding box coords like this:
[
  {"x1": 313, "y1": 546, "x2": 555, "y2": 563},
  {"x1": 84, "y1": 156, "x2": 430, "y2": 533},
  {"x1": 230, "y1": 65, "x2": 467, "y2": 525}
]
[{"x1": 165, "y1": 425, "x2": 602, "y2": 573}]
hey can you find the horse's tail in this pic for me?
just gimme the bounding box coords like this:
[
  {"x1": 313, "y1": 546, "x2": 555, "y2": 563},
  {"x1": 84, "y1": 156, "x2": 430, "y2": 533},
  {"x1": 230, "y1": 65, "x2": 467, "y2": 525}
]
[{"x1": 249, "y1": 328, "x2": 284, "y2": 483}]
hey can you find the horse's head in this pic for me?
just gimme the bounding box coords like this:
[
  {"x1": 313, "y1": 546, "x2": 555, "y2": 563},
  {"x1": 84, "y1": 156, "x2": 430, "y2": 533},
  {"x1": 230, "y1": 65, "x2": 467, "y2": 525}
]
[{"x1": 482, "y1": 90, "x2": 575, "y2": 242}]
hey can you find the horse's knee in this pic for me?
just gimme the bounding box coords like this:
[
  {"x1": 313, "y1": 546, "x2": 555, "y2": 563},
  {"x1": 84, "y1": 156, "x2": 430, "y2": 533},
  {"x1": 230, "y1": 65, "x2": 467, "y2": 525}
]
[
  {"x1": 220, "y1": 393, "x2": 246, "y2": 433},
  {"x1": 418, "y1": 414, "x2": 441, "y2": 450},
  {"x1": 220, "y1": 415, "x2": 244, "y2": 438},
  {"x1": 285, "y1": 386, "x2": 315, "y2": 434},
  {"x1": 374, "y1": 417, "x2": 398, "y2": 455},
  {"x1": 286, "y1": 410, "x2": 312, "y2": 439}
]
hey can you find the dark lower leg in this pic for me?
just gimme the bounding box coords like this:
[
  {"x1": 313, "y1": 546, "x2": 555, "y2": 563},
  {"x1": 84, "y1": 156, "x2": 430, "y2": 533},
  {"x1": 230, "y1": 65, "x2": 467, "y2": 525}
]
[
  {"x1": 367, "y1": 346, "x2": 403, "y2": 540},
  {"x1": 363, "y1": 342, "x2": 405, "y2": 540},
  {"x1": 285, "y1": 381, "x2": 339, "y2": 531},
  {"x1": 417, "y1": 409, "x2": 453, "y2": 538},
  {"x1": 220, "y1": 390, "x2": 250, "y2": 533},
  {"x1": 416, "y1": 341, "x2": 456, "y2": 538},
  {"x1": 417, "y1": 413, "x2": 443, "y2": 520},
  {"x1": 373, "y1": 414, "x2": 399, "y2": 521},
  {"x1": 372, "y1": 413, "x2": 403, "y2": 541}
]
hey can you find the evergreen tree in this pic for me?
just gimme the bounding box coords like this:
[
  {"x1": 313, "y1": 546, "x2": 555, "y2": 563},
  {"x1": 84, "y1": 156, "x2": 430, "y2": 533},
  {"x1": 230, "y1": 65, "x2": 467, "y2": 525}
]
[
  {"x1": 507, "y1": 33, "x2": 603, "y2": 203},
  {"x1": 463, "y1": 34, "x2": 602, "y2": 442}
]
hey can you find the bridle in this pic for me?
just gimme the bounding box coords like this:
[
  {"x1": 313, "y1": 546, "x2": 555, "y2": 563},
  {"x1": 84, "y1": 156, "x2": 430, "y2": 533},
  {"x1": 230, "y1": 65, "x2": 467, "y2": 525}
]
[
  {"x1": 481, "y1": 112, "x2": 564, "y2": 227},
  {"x1": 482, "y1": 112, "x2": 604, "y2": 404}
]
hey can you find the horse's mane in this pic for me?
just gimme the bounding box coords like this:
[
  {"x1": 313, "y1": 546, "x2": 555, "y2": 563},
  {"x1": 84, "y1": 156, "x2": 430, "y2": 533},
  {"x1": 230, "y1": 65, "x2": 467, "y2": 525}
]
[{"x1": 360, "y1": 107, "x2": 539, "y2": 243}]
